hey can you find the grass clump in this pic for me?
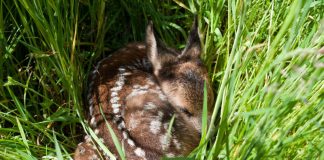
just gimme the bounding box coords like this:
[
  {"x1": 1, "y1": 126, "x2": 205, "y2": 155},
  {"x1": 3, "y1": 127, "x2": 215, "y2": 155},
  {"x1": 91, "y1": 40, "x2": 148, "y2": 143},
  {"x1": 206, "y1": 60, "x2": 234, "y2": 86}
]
[{"x1": 1, "y1": 0, "x2": 323, "y2": 159}]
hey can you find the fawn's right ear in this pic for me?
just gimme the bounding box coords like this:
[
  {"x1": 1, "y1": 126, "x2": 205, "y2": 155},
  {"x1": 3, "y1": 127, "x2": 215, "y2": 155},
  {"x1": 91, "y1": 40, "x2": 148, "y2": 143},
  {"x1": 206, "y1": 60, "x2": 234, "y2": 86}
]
[{"x1": 180, "y1": 16, "x2": 201, "y2": 59}]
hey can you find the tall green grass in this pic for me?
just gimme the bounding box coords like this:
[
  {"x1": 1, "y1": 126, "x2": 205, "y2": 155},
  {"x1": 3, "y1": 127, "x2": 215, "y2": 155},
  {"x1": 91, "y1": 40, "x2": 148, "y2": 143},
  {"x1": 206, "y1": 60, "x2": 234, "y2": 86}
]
[{"x1": 0, "y1": 0, "x2": 323, "y2": 159}]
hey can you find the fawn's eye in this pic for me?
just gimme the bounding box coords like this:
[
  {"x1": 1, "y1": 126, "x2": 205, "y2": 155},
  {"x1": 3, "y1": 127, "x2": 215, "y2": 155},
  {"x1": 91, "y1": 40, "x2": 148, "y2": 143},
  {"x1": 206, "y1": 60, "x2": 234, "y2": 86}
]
[
  {"x1": 196, "y1": 59, "x2": 203, "y2": 66},
  {"x1": 180, "y1": 108, "x2": 193, "y2": 117}
]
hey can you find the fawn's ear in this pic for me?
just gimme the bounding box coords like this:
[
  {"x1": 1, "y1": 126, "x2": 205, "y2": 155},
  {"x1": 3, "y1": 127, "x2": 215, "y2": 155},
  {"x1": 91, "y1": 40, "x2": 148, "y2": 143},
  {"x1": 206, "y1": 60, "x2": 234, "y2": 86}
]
[
  {"x1": 146, "y1": 21, "x2": 176, "y2": 75},
  {"x1": 180, "y1": 16, "x2": 201, "y2": 59},
  {"x1": 146, "y1": 21, "x2": 161, "y2": 75}
]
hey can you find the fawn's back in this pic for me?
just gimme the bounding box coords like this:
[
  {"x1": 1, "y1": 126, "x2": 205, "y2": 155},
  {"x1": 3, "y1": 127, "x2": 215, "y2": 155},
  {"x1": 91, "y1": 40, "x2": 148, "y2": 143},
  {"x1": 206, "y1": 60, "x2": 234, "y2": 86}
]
[{"x1": 74, "y1": 19, "x2": 214, "y2": 160}]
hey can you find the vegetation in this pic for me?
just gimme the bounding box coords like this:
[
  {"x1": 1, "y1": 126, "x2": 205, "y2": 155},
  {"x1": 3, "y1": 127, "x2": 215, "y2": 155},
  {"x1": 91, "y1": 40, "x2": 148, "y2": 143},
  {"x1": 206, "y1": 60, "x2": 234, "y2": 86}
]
[{"x1": 0, "y1": 0, "x2": 323, "y2": 159}]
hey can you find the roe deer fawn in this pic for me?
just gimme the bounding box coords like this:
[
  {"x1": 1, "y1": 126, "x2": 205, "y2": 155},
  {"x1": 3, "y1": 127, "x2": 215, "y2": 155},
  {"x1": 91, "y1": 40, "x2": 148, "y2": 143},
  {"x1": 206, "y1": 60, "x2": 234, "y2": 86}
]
[{"x1": 74, "y1": 18, "x2": 214, "y2": 160}]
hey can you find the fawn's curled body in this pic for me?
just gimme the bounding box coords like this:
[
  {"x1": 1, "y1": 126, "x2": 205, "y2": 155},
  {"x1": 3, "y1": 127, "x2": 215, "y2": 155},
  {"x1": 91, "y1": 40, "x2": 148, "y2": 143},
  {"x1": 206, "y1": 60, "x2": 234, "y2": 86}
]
[{"x1": 74, "y1": 19, "x2": 214, "y2": 160}]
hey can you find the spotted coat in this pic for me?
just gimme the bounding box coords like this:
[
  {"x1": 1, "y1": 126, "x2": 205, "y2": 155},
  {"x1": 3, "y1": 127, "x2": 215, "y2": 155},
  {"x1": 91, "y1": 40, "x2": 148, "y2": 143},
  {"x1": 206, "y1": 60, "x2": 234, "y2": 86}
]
[{"x1": 74, "y1": 18, "x2": 214, "y2": 160}]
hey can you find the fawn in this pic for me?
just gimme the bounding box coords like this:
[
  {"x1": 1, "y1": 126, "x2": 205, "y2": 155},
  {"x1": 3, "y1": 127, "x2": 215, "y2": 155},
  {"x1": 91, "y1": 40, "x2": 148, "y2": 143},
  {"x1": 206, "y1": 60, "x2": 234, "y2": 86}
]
[{"x1": 74, "y1": 18, "x2": 214, "y2": 160}]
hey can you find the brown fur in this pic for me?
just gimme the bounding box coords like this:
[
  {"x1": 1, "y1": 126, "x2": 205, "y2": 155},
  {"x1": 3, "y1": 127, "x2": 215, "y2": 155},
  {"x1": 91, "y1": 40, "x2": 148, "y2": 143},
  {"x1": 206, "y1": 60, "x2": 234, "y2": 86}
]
[{"x1": 74, "y1": 18, "x2": 214, "y2": 160}]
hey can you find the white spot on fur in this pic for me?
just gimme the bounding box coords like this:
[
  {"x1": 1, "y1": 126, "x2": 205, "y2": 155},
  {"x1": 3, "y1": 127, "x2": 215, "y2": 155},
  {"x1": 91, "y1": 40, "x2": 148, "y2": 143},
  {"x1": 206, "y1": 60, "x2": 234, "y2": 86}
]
[
  {"x1": 89, "y1": 154, "x2": 99, "y2": 160},
  {"x1": 110, "y1": 86, "x2": 122, "y2": 92},
  {"x1": 85, "y1": 135, "x2": 91, "y2": 142},
  {"x1": 99, "y1": 138, "x2": 104, "y2": 143},
  {"x1": 99, "y1": 145, "x2": 103, "y2": 151},
  {"x1": 158, "y1": 111, "x2": 164, "y2": 119},
  {"x1": 144, "y1": 102, "x2": 157, "y2": 110},
  {"x1": 90, "y1": 117, "x2": 97, "y2": 127},
  {"x1": 94, "y1": 129, "x2": 100, "y2": 135},
  {"x1": 89, "y1": 104, "x2": 94, "y2": 116},
  {"x1": 133, "y1": 84, "x2": 140, "y2": 89},
  {"x1": 115, "y1": 79, "x2": 125, "y2": 86},
  {"x1": 173, "y1": 138, "x2": 181, "y2": 150},
  {"x1": 110, "y1": 97, "x2": 120, "y2": 104},
  {"x1": 103, "y1": 153, "x2": 109, "y2": 160},
  {"x1": 118, "y1": 68, "x2": 125, "y2": 72},
  {"x1": 126, "y1": 88, "x2": 148, "y2": 99},
  {"x1": 150, "y1": 120, "x2": 161, "y2": 134},
  {"x1": 89, "y1": 98, "x2": 94, "y2": 105},
  {"x1": 113, "y1": 108, "x2": 119, "y2": 113},
  {"x1": 160, "y1": 134, "x2": 171, "y2": 151},
  {"x1": 163, "y1": 123, "x2": 169, "y2": 130},
  {"x1": 91, "y1": 70, "x2": 97, "y2": 75},
  {"x1": 142, "y1": 85, "x2": 149, "y2": 89},
  {"x1": 103, "y1": 152, "x2": 115, "y2": 160},
  {"x1": 166, "y1": 153, "x2": 175, "y2": 157},
  {"x1": 92, "y1": 144, "x2": 97, "y2": 150},
  {"x1": 85, "y1": 142, "x2": 92, "y2": 147},
  {"x1": 158, "y1": 92, "x2": 167, "y2": 101},
  {"x1": 137, "y1": 44, "x2": 145, "y2": 49},
  {"x1": 127, "y1": 139, "x2": 135, "y2": 147},
  {"x1": 111, "y1": 91, "x2": 118, "y2": 97},
  {"x1": 122, "y1": 131, "x2": 128, "y2": 139},
  {"x1": 129, "y1": 114, "x2": 139, "y2": 130},
  {"x1": 121, "y1": 72, "x2": 132, "y2": 76},
  {"x1": 112, "y1": 103, "x2": 121, "y2": 108},
  {"x1": 118, "y1": 121, "x2": 125, "y2": 130},
  {"x1": 134, "y1": 147, "x2": 146, "y2": 158}
]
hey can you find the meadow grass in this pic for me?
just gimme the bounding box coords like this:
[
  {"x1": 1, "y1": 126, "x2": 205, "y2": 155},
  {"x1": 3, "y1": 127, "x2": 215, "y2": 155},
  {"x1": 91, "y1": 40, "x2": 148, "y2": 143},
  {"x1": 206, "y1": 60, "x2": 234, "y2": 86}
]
[{"x1": 0, "y1": 0, "x2": 323, "y2": 159}]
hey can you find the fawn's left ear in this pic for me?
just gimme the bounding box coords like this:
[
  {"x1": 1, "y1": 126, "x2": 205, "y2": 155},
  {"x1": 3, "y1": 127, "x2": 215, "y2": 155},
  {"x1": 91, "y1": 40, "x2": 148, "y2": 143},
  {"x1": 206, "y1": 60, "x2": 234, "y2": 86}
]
[
  {"x1": 146, "y1": 21, "x2": 161, "y2": 74},
  {"x1": 146, "y1": 21, "x2": 177, "y2": 75},
  {"x1": 180, "y1": 16, "x2": 201, "y2": 59}
]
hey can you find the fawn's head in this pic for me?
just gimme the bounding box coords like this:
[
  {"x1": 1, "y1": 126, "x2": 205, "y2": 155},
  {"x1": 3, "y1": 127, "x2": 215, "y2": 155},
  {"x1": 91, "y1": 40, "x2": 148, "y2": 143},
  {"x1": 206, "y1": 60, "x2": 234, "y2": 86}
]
[{"x1": 146, "y1": 18, "x2": 214, "y2": 132}]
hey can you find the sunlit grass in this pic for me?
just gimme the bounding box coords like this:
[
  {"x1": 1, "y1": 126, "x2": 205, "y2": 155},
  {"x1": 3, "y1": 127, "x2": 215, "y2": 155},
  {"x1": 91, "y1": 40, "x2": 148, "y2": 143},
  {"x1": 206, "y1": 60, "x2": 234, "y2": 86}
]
[{"x1": 1, "y1": 0, "x2": 323, "y2": 159}]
